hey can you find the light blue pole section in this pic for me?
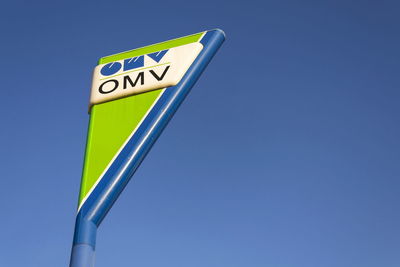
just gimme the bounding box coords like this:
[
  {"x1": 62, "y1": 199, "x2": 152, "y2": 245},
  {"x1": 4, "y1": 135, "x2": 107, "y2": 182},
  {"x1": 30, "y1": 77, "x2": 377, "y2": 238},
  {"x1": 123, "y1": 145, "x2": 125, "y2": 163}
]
[
  {"x1": 69, "y1": 244, "x2": 95, "y2": 267},
  {"x1": 70, "y1": 217, "x2": 97, "y2": 267}
]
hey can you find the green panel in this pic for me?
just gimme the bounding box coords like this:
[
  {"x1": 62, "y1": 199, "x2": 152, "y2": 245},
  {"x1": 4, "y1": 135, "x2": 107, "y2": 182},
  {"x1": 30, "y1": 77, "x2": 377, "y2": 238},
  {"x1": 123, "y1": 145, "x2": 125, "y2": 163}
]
[
  {"x1": 79, "y1": 89, "x2": 163, "y2": 204},
  {"x1": 79, "y1": 31, "x2": 205, "y2": 206},
  {"x1": 99, "y1": 32, "x2": 204, "y2": 64}
]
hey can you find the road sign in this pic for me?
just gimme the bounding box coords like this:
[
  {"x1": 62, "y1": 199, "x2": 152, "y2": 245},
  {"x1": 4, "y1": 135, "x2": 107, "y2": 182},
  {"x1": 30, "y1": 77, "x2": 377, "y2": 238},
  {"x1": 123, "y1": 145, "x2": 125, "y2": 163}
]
[{"x1": 69, "y1": 29, "x2": 225, "y2": 267}]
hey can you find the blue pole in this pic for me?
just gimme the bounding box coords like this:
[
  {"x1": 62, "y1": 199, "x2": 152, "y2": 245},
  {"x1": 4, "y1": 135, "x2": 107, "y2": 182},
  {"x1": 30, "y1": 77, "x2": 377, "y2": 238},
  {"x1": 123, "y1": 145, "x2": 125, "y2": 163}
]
[
  {"x1": 69, "y1": 29, "x2": 225, "y2": 267},
  {"x1": 69, "y1": 244, "x2": 95, "y2": 267}
]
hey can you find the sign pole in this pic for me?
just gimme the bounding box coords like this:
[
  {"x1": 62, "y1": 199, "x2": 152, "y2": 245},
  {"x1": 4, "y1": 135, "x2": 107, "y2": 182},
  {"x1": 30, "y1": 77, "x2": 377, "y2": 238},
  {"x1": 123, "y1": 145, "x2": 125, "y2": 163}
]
[{"x1": 69, "y1": 29, "x2": 225, "y2": 267}]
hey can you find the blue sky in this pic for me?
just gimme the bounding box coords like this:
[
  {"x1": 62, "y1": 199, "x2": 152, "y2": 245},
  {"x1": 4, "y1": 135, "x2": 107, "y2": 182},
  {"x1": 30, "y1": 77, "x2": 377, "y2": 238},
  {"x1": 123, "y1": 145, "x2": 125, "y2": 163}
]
[{"x1": 0, "y1": 0, "x2": 399, "y2": 266}]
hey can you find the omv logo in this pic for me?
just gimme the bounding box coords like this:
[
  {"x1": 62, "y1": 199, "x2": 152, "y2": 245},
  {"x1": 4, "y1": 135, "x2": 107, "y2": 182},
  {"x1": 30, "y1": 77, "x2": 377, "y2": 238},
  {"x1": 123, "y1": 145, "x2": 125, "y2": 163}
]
[
  {"x1": 100, "y1": 49, "x2": 169, "y2": 76},
  {"x1": 90, "y1": 42, "x2": 203, "y2": 106}
]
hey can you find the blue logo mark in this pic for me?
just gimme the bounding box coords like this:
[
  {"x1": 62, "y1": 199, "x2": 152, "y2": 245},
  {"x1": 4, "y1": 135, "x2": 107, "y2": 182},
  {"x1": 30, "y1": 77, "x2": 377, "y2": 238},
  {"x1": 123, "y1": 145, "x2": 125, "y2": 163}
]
[
  {"x1": 100, "y1": 49, "x2": 169, "y2": 76},
  {"x1": 100, "y1": 62, "x2": 122, "y2": 76},
  {"x1": 147, "y1": 50, "x2": 168, "y2": 63},
  {"x1": 123, "y1": 56, "x2": 144, "y2": 71}
]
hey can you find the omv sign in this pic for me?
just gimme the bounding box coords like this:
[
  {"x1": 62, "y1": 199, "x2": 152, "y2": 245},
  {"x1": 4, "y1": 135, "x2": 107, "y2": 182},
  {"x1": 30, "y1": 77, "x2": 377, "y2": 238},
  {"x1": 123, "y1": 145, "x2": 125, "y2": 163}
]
[{"x1": 90, "y1": 42, "x2": 203, "y2": 107}]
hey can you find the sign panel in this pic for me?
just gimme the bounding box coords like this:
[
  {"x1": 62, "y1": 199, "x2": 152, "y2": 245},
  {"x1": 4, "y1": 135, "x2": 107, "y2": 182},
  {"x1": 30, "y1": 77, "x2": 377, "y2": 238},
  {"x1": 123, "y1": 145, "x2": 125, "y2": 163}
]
[
  {"x1": 78, "y1": 31, "x2": 207, "y2": 209},
  {"x1": 90, "y1": 42, "x2": 203, "y2": 106}
]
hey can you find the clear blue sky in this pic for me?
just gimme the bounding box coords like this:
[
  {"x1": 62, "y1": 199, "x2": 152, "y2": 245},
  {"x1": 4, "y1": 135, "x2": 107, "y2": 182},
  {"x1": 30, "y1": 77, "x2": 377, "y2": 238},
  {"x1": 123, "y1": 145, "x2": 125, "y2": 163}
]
[{"x1": 0, "y1": 1, "x2": 399, "y2": 266}]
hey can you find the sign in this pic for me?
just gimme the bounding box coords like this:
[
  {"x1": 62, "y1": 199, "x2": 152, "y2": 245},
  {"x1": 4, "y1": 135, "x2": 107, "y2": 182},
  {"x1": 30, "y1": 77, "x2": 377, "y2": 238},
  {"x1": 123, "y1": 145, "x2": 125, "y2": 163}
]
[
  {"x1": 70, "y1": 29, "x2": 225, "y2": 267},
  {"x1": 90, "y1": 42, "x2": 203, "y2": 106}
]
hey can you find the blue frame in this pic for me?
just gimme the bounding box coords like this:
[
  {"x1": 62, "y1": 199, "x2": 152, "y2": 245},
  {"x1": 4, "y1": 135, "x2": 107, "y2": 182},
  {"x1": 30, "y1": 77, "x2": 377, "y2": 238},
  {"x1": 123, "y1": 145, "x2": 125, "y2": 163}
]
[{"x1": 69, "y1": 29, "x2": 225, "y2": 267}]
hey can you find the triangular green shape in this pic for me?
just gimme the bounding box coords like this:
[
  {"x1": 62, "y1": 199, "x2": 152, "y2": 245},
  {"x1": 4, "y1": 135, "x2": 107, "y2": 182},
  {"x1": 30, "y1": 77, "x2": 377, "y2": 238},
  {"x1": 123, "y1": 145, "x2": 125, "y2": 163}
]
[{"x1": 78, "y1": 89, "x2": 163, "y2": 204}]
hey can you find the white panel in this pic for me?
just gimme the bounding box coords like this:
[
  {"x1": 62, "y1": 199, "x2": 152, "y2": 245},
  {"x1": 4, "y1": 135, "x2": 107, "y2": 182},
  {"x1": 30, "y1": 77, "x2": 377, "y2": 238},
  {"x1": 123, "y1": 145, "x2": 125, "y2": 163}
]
[{"x1": 90, "y1": 42, "x2": 203, "y2": 106}]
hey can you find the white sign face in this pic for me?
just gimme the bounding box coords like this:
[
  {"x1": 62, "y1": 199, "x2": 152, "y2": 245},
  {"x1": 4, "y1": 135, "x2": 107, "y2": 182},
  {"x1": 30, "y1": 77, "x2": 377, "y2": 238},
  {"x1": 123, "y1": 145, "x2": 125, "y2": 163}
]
[{"x1": 90, "y1": 42, "x2": 203, "y2": 106}]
